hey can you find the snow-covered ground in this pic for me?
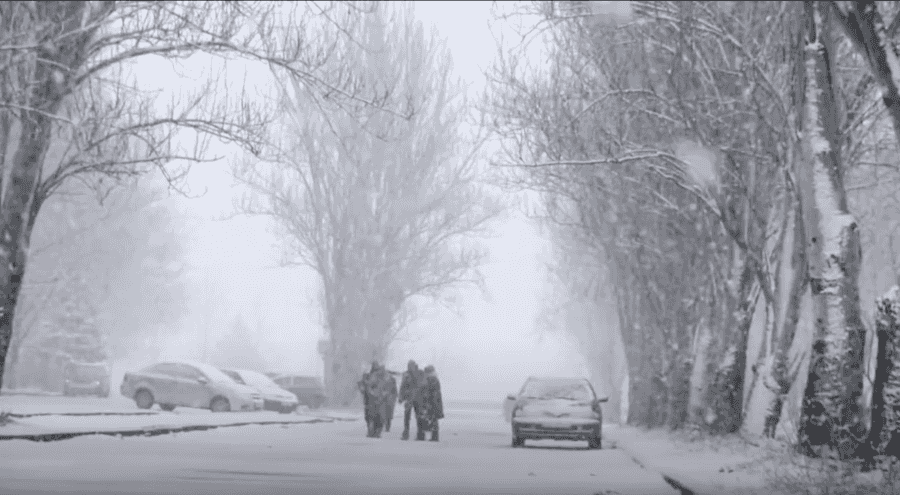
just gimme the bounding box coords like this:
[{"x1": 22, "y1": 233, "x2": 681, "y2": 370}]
[
  {"x1": 605, "y1": 425, "x2": 900, "y2": 495},
  {"x1": 607, "y1": 426, "x2": 785, "y2": 495},
  {"x1": 0, "y1": 402, "x2": 678, "y2": 495}
]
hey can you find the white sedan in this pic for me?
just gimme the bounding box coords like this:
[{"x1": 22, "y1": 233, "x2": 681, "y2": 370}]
[
  {"x1": 221, "y1": 368, "x2": 300, "y2": 414},
  {"x1": 503, "y1": 376, "x2": 608, "y2": 449}
]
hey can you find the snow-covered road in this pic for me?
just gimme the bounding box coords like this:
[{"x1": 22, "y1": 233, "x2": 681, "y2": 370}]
[{"x1": 0, "y1": 401, "x2": 678, "y2": 495}]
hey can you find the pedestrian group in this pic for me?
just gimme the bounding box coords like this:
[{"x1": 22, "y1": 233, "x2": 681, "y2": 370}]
[{"x1": 357, "y1": 359, "x2": 443, "y2": 441}]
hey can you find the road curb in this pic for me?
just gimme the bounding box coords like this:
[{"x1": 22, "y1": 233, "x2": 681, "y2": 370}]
[
  {"x1": 0, "y1": 415, "x2": 359, "y2": 443},
  {"x1": 609, "y1": 431, "x2": 698, "y2": 495},
  {"x1": 8, "y1": 411, "x2": 160, "y2": 419}
]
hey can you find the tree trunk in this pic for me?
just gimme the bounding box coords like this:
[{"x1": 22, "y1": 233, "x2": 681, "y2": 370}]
[
  {"x1": 687, "y1": 320, "x2": 714, "y2": 429},
  {"x1": 796, "y1": 2, "x2": 867, "y2": 460},
  {"x1": 709, "y1": 256, "x2": 758, "y2": 434},
  {"x1": 860, "y1": 287, "x2": 900, "y2": 470},
  {"x1": 764, "y1": 193, "x2": 809, "y2": 438},
  {"x1": 0, "y1": 2, "x2": 106, "y2": 389},
  {"x1": 666, "y1": 357, "x2": 691, "y2": 430}
]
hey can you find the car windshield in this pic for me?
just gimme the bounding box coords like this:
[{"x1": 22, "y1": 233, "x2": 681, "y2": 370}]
[
  {"x1": 521, "y1": 380, "x2": 593, "y2": 401},
  {"x1": 221, "y1": 370, "x2": 247, "y2": 385},
  {"x1": 239, "y1": 371, "x2": 280, "y2": 390},
  {"x1": 188, "y1": 363, "x2": 238, "y2": 384}
]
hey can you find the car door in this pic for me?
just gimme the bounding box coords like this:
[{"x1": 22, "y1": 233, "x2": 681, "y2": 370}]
[
  {"x1": 176, "y1": 364, "x2": 215, "y2": 409},
  {"x1": 145, "y1": 363, "x2": 180, "y2": 404}
]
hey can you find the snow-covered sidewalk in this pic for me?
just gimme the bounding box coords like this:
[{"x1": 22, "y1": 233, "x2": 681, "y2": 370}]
[
  {"x1": 605, "y1": 425, "x2": 791, "y2": 495},
  {"x1": 0, "y1": 409, "x2": 357, "y2": 441}
]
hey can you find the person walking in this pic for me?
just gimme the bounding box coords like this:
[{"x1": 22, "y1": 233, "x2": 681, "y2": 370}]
[
  {"x1": 417, "y1": 364, "x2": 444, "y2": 442},
  {"x1": 364, "y1": 361, "x2": 393, "y2": 438},
  {"x1": 357, "y1": 369, "x2": 373, "y2": 436},
  {"x1": 398, "y1": 360, "x2": 424, "y2": 440},
  {"x1": 385, "y1": 370, "x2": 398, "y2": 433}
]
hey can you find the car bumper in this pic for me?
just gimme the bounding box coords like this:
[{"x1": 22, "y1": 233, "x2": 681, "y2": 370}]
[
  {"x1": 263, "y1": 399, "x2": 298, "y2": 412},
  {"x1": 65, "y1": 383, "x2": 106, "y2": 394},
  {"x1": 512, "y1": 417, "x2": 601, "y2": 441},
  {"x1": 231, "y1": 397, "x2": 263, "y2": 411}
]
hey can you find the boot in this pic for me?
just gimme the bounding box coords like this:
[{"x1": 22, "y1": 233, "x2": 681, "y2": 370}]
[
  {"x1": 415, "y1": 430, "x2": 426, "y2": 441},
  {"x1": 401, "y1": 429, "x2": 410, "y2": 440},
  {"x1": 430, "y1": 424, "x2": 439, "y2": 442}
]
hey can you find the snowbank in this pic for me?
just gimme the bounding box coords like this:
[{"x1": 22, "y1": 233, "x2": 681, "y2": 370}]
[
  {"x1": 606, "y1": 425, "x2": 792, "y2": 495},
  {"x1": 0, "y1": 410, "x2": 356, "y2": 441}
]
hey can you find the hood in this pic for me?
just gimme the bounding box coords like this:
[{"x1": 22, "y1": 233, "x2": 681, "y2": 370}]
[
  {"x1": 259, "y1": 386, "x2": 297, "y2": 400},
  {"x1": 516, "y1": 398, "x2": 599, "y2": 419},
  {"x1": 224, "y1": 382, "x2": 261, "y2": 396}
]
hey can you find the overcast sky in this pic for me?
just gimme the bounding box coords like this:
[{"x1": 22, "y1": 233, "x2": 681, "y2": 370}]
[{"x1": 120, "y1": 1, "x2": 590, "y2": 400}]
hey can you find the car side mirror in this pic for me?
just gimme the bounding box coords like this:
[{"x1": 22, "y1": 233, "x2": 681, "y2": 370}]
[
  {"x1": 197, "y1": 376, "x2": 209, "y2": 384},
  {"x1": 595, "y1": 396, "x2": 609, "y2": 404},
  {"x1": 506, "y1": 394, "x2": 517, "y2": 401}
]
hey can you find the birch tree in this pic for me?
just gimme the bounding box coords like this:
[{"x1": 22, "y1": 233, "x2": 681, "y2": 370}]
[
  {"x1": 486, "y1": 0, "x2": 799, "y2": 434},
  {"x1": 234, "y1": 3, "x2": 500, "y2": 406},
  {"x1": 795, "y1": 2, "x2": 867, "y2": 460}
]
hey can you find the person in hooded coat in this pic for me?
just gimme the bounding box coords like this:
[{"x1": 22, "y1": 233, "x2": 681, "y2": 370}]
[
  {"x1": 416, "y1": 364, "x2": 444, "y2": 442},
  {"x1": 398, "y1": 359, "x2": 424, "y2": 440},
  {"x1": 357, "y1": 370, "x2": 373, "y2": 435},
  {"x1": 364, "y1": 361, "x2": 393, "y2": 438},
  {"x1": 384, "y1": 370, "x2": 398, "y2": 432}
]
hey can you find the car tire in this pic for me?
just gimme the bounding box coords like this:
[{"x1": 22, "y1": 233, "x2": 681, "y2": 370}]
[
  {"x1": 279, "y1": 405, "x2": 294, "y2": 414},
  {"x1": 135, "y1": 389, "x2": 154, "y2": 410},
  {"x1": 160, "y1": 404, "x2": 176, "y2": 412},
  {"x1": 588, "y1": 436, "x2": 602, "y2": 450},
  {"x1": 512, "y1": 435, "x2": 524, "y2": 448},
  {"x1": 210, "y1": 397, "x2": 231, "y2": 413}
]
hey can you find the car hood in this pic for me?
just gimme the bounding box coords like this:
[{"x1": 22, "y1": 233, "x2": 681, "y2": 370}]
[
  {"x1": 258, "y1": 387, "x2": 297, "y2": 401},
  {"x1": 223, "y1": 382, "x2": 261, "y2": 396},
  {"x1": 516, "y1": 398, "x2": 599, "y2": 419}
]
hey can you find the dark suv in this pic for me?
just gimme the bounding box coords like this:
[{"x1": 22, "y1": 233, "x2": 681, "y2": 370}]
[{"x1": 271, "y1": 374, "x2": 327, "y2": 409}]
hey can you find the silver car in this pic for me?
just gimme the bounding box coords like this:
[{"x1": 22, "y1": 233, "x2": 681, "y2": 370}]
[
  {"x1": 221, "y1": 368, "x2": 300, "y2": 414},
  {"x1": 120, "y1": 360, "x2": 263, "y2": 412},
  {"x1": 504, "y1": 376, "x2": 608, "y2": 449}
]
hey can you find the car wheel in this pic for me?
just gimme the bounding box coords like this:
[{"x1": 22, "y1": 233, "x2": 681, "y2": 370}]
[
  {"x1": 210, "y1": 397, "x2": 231, "y2": 413},
  {"x1": 278, "y1": 405, "x2": 293, "y2": 414},
  {"x1": 588, "y1": 436, "x2": 602, "y2": 450},
  {"x1": 135, "y1": 389, "x2": 154, "y2": 410},
  {"x1": 160, "y1": 404, "x2": 176, "y2": 412},
  {"x1": 512, "y1": 435, "x2": 524, "y2": 448}
]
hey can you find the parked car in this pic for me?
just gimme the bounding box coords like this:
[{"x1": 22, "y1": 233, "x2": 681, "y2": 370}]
[
  {"x1": 63, "y1": 361, "x2": 111, "y2": 397},
  {"x1": 221, "y1": 368, "x2": 299, "y2": 414},
  {"x1": 504, "y1": 376, "x2": 608, "y2": 449},
  {"x1": 120, "y1": 360, "x2": 263, "y2": 412},
  {"x1": 270, "y1": 374, "x2": 327, "y2": 409}
]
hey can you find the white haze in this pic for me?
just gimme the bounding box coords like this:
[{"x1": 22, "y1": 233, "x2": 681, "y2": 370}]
[{"x1": 106, "y1": 1, "x2": 595, "y2": 403}]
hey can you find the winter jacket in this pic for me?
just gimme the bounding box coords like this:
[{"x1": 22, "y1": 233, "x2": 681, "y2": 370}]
[{"x1": 399, "y1": 369, "x2": 424, "y2": 404}]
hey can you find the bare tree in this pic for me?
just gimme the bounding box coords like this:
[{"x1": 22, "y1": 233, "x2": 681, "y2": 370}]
[
  {"x1": 234, "y1": 3, "x2": 501, "y2": 406},
  {"x1": 0, "y1": 1, "x2": 390, "y2": 388}
]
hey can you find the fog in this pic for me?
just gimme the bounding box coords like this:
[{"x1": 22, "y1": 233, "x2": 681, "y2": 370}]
[{"x1": 94, "y1": 1, "x2": 594, "y2": 403}]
